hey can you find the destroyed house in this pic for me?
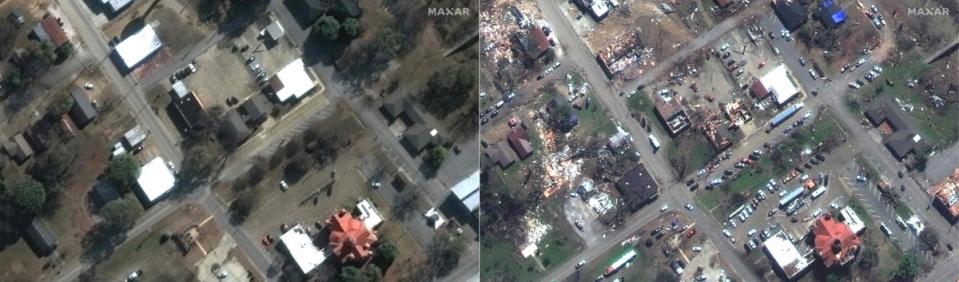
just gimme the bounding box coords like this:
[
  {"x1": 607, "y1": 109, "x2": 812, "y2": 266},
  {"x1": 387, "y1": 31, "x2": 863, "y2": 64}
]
[
  {"x1": 934, "y1": 168, "x2": 959, "y2": 222},
  {"x1": 596, "y1": 32, "x2": 642, "y2": 77},
  {"x1": 653, "y1": 96, "x2": 690, "y2": 137},
  {"x1": 615, "y1": 164, "x2": 659, "y2": 211}
]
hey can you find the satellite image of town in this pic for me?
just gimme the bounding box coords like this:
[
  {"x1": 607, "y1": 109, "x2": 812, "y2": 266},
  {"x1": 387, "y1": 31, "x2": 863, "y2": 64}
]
[
  {"x1": 0, "y1": 0, "x2": 479, "y2": 281},
  {"x1": 478, "y1": 0, "x2": 958, "y2": 281}
]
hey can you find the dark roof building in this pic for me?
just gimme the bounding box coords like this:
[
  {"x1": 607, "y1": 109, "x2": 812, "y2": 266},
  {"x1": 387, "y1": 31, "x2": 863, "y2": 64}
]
[
  {"x1": 25, "y1": 219, "x2": 58, "y2": 257},
  {"x1": 750, "y1": 79, "x2": 770, "y2": 100},
  {"x1": 815, "y1": 0, "x2": 846, "y2": 28},
  {"x1": 90, "y1": 181, "x2": 120, "y2": 207},
  {"x1": 523, "y1": 27, "x2": 551, "y2": 59},
  {"x1": 773, "y1": 0, "x2": 808, "y2": 31},
  {"x1": 615, "y1": 164, "x2": 659, "y2": 212},
  {"x1": 401, "y1": 124, "x2": 439, "y2": 155},
  {"x1": 170, "y1": 92, "x2": 206, "y2": 131},
  {"x1": 220, "y1": 110, "x2": 252, "y2": 149},
  {"x1": 238, "y1": 94, "x2": 273, "y2": 126},
  {"x1": 380, "y1": 99, "x2": 424, "y2": 127},
  {"x1": 653, "y1": 97, "x2": 690, "y2": 137},
  {"x1": 864, "y1": 98, "x2": 930, "y2": 160},
  {"x1": 714, "y1": 0, "x2": 732, "y2": 8},
  {"x1": 485, "y1": 140, "x2": 516, "y2": 169},
  {"x1": 33, "y1": 15, "x2": 68, "y2": 47},
  {"x1": 507, "y1": 125, "x2": 533, "y2": 160},
  {"x1": 69, "y1": 88, "x2": 97, "y2": 128}
]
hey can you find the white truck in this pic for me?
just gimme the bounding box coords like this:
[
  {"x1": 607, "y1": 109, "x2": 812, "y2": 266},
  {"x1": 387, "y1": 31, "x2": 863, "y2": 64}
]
[{"x1": 649, "y1": 134, "x2": 661, "y2": 152}]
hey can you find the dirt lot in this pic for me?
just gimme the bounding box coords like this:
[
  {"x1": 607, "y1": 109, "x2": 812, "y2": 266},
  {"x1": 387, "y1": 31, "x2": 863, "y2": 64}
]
[
  {"x1": 878, "y1": 0, "x2": 959, "y2": 55},
  {"x1": 184, "y1": 45, "x2": 260, "y2": 110},
  {"x1": 92, "y1": 204, "x2": 225, "y2": 281},
  {"x1": 558, "y1": 0, "x2": 697, "y2": 78}
]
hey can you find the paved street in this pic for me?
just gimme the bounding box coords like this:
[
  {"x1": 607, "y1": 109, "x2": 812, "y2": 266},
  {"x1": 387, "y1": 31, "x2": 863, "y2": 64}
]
[{"x1": 58, "y1": 0, "x2": 184, "y2": 165}]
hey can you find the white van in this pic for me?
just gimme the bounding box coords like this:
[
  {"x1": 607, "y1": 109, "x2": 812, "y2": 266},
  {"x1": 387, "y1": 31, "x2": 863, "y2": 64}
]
[
  {"x1": 649, "y1": 134, "x2": 661, "y2": 151},
  {"x1": 747, "y1": 229, "x2": 757, "y2": 237}
]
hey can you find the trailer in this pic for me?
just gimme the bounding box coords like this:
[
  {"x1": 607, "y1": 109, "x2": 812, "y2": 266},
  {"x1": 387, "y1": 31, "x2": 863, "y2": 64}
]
[
  {"x1": 810, "y1": 186, "x2": 827, "y2": 199},
  {"x1": 769, "y1": 103, "x2": 805, "y2": 128},
  {"x1": 778, "y1": 187, "x2": 804, "y2": 208},
  {"x1": 649, "y1": 134, "x2": 661, "y2": 152},
  {"x1": 605, "y1": 249, "x2": 638, "y2": 276}
]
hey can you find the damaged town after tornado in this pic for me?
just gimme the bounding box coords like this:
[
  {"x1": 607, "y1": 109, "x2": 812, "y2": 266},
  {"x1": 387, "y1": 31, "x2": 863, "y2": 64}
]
[{"x1": 0, "y1": 0, "x2": 956, "y2": 281}]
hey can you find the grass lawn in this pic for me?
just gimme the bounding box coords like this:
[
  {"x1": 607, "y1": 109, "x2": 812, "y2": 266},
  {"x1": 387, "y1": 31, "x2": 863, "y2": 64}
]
[
  {"x1": 574, "y1": 98, "x2": 618, "y2": 137},
  {"x1": 627, "y1": 92, "x2": 654, "y2": 115},
  {"x1": 537, "y1": 231, "x2": 577, "y2": 270},
  {"x1": 666, "y1": 135, "x2": 714, "y2": 178},
  {"x1": 480, "y1": 239, "x2": 543, "y2": 281},
  {"x1": 697, "y1": 191, "x2": 720, "y2": 211},
  {"x1": 847, "y1": 198, "x2": 874, "y2": 226},
  {"x1": 0, "y1": 240, "x2": 44, "y2": 281},
  {"x1": 895, "y1": 204, "x2": 914, "y2": 219}
]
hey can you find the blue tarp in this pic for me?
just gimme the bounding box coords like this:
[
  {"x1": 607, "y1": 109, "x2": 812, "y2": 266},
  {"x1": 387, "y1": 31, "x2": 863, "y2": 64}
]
[{"x1": 831, "y1": 10, "x2": 847, "y2": 24}]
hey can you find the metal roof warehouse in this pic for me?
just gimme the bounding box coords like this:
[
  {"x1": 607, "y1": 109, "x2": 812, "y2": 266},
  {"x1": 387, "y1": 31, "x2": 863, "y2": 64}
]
[{"x1": 113, "y1": 25, "x2": 163, "y2": 70}]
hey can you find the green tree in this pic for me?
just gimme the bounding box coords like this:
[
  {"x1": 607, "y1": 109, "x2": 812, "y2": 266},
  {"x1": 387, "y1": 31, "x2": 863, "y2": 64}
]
[
  {"x1": 894, "y1": 252, "x2": 920, "y2": 281},
  {"x1": 106, "y1": 155, "x2": 139, "y2": 193},
  {"x1": 341, "y1": 17, "x2": 361, "y2": 38},
  {"x1": 314, "y1": 16, "x2": 340, "y2": 41},
  {"x1": 373, "y1": 241, "x2": 398, "y2": 269},
  {"x1": 8, "y1": 178, "x2": 46, "y2": 214},
  {"x1": 427, "y1": 234, "x2": 466, "y2": 278},
  {"x1": 858, "y1": 242, "x2": 879, "y2": 270},
  {"x1": 421, "y1": 62, "x2": 477, "y2": 117},
  {"x1": 54, "y1": 42, "x2": 74, "y2": 64},
  {"x1": 100, "y1": 197, "x2": 142, "y2": 231},
  {"x1": 229, "y1": 188, "x2": 258, "y2": 223},
  {"x1": 919, "y1": 229, "x2": 940, "y2": 251},
  {"x1": 339, "y1": 265, "x2": 382, "y2": 282},
  {"x1": 421, "y1": 147, "x2": 447, "y2": 178}
]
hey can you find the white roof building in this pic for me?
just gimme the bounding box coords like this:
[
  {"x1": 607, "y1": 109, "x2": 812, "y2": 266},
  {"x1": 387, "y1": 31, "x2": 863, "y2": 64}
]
[
  {"x1": 356, "y1": 199, "x2": 384, "y2": 230},
  {"x1": 171, "y1": 80, "x2": 190, "y2": 99},
  {"x1": 280, "y1": 225, "x2": 330, "y2": 274},
  {"x1": 763, "y1": 231, "x2": 811, "y2": 279},
  {"x1": 136, "y1": 157, "x2": 176, "y2": 203},
  {"x1": 450, "y1": 170, "x2": 480, "y2": 212},
  {"x1": 760, "y1": 64, "x2": 800, "y2": 105},
  {"x1": 270, "y1": 59, "x2": 316, "y2": 102},
  {"x1": 114, "y1": 25, "x2": 163, "y2": 69},
  {"x1": 840, "y1": 206, "x2": 866, "y2": 235},
  {"x1": 261, "y1": 20, "x2": 286, "y2": 41},
  {"x1": 101, "y1": 0, "x2": 133, "y2": 13},
  {"x1": 122, "y1": 125, "x2": 146, "y2": 149}
]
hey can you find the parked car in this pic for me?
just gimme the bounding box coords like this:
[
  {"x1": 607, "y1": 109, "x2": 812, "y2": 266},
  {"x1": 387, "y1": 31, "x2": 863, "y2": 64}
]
[{"x1": 279, "y1": 180, "x2": 289, "y2": 191}]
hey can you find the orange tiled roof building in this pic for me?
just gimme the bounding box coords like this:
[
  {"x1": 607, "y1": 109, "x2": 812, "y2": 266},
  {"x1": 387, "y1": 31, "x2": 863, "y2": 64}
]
[
  {"x1": 812, "y1": 214, "x2": 862, "y2": 267},
  {"x1": 327, "y1": 209, "x2": 378, "y2": 263}
]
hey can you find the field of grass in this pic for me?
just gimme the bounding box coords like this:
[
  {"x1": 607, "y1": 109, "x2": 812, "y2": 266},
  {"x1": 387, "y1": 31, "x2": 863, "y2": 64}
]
[
  {"x1": 667, "y1": 134, "x2": 714, "y2": 178},
  {"x1": 627, "y1": 92, "x2": 654, "y2": 115},
  {"x1": 698, "y1": 191, "x2": 720, "y2": 211},
  {"x1": 574, "y1": 99, "x2": 618, "y2": 137},
  {"x1": 847, "y1": 198, "x2": 874, "y2": 226},
  {"x1": 481, "y1": 230, "x2": 579, "y2": 280}
]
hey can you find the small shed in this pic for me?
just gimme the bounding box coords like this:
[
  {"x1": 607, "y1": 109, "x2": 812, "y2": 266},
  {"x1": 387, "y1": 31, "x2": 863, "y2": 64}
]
[
  {"x1": 4, "y1": 133, "x2": 35, "y2": 164},
  {"x1": 25, "y1": 219, "x2": 58, "y2": 257}
]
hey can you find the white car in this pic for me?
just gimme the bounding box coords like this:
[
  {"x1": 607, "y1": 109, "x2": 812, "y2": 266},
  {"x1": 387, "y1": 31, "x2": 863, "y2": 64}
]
[
  {"x1": 722, "y1": 229, "x2": 732, "y2": 237},
  {"x1": 684, "y1": 203, "x2": 694, "y2": 210},
  {"x1": 660, "y1": 204, "x2": 668, "y2": 212},
  {"x1": 127, "y1": 270, "x2": 143, "y2": 281},
  {"x1": 279, "y1": 180, "x2": 289, "y2": 191}
]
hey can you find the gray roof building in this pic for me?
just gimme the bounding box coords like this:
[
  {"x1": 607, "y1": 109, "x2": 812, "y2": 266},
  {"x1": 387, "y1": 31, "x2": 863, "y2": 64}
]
[
  {"x1": 25, "y1": 218, "x2": 58, "y2": 257},
  {"x1": 69, "y1": 88, "x2": 97, "y2": 128}
]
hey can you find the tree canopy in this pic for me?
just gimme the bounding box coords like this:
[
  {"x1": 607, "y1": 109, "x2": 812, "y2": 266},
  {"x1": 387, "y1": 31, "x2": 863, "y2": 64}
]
[
  {"x1": 341, "y1": 18, "x2": 361, "y2": 38},
  {"x1": 7, "y1": 178, "x2": 46, "y2": 215},
  {"x1": 421, "y1": 147, "x2": 447, "y2": 178},
  {"x1": 338, "y1": 265, "x2": 382, "y2": 282},
  {"x1": 420, "y1": 62, "x2": 476, "y2": 117},
  {"x1": 314, "y1": 16, "x2": 340, "y2": 41},
  {"x1": 106, "y1": 155, "x2": 140, "y2": 193},
  {"x1": 100, "y1": 197, "x2": 142, "y2": 231}
]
